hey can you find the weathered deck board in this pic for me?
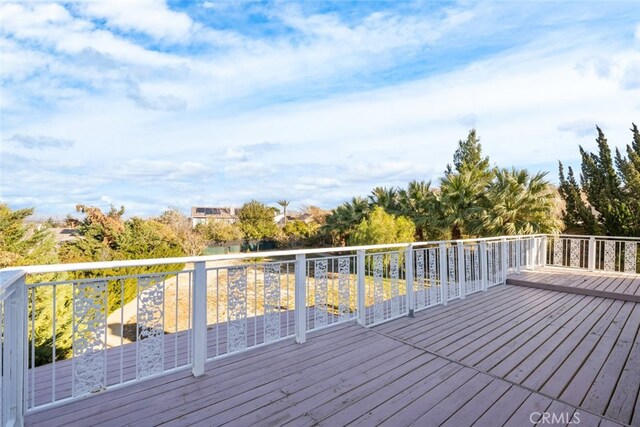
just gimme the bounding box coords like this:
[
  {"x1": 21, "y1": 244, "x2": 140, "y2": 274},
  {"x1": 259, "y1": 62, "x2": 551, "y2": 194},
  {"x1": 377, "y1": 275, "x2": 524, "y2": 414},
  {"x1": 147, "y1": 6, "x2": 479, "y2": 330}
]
[
  {"x1": 25, "y1": 269, "x2": 640, "y2": 427},
  {"x1": 439, "y1": 378, "x2": 511, "y2": 427},
  {"x1": 433, "y1": 290, "x2": 574, "y2": 356},
  {"x1": 580, "y1": 304, "x2": 640, "y2": 416},
  {"x1": 413, "y1": 288, "x2": 557, "y2": 351}
]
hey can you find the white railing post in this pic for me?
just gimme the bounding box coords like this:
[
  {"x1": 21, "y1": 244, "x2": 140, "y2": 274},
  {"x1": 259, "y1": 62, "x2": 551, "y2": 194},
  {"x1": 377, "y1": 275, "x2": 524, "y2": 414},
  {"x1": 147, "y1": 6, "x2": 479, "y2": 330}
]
[
  {"x1": 456, "y1": 241, "x2": 466, "y2": 299},
  {"x1": 515, "y1": 237, "x2": 521, "y2": 274},
  {"x1": 405, "y1": 245, "x2": 414, "y2": 317},
  {"x1": 295, "y1": 254, "x2": 307, "y2": 344},
  {"x1": 529, "y1": 237, "x2": 536, "y2": 271},
  {"x1": 192, "y1": 261, "x2": 207, "y2": 377},
  {"x1": 439, "y1": 243, "x2": 448, "y2": 306},
  {"x1": 2, "y1": 271, "x2": 26, "y2": 427},
  {"x1": 357, "y1": 250, "x2": 366, "y2": 325},
  {"x1": 588, "y1": 237, "x2": 596, "y2": 271},
  {"x1": 501, "y1": 238, "x2": 508, "y2": 283},
  {"x1": 541, "y1": 235, "x2": 548, "y2": 267},
  {"x1": 480, "y1": 241, "x2": 488, "y2": 291}
]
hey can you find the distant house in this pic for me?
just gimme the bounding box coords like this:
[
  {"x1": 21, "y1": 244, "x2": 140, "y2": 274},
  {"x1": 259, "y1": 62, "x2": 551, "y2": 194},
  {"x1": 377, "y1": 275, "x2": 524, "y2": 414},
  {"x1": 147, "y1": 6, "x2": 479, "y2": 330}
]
[
  {"x1": 274, "y1": 211, "x2": 316, "y2": 227},
  {"x1": 190, "y1": 207, "x2": 239, "y2": 227},
  {"x1": 52, "y1": 227, "x2": 79, "y2": 245}
]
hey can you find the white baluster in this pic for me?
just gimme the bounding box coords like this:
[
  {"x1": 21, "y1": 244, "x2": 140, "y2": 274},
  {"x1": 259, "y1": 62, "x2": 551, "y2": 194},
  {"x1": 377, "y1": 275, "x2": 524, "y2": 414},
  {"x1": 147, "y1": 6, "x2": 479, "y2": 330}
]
[
  {"x1": 295, "y1": 254, "x2": 306, "y2": 344},
  {"x1": 192, "y1": 261, "x2": 207, "y2": 377}
]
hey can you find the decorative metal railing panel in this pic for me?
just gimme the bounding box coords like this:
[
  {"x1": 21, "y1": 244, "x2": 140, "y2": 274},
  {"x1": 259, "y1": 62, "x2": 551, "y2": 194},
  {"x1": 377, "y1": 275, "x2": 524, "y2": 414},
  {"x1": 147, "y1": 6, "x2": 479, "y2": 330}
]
[
  {"x1": 447, "y1": 246, "x2": 460, "y2": 300},
  {"x1": 313, "y1": 259, "x2": 329, "y2": 329},
  {"x1": 486, "y1": 241, "x2": 504, "y2": 287},
  {"x1": 362, "y1": 250, "x2": 407, "y2": 326},
  {"x1": 263, "y1": 264, "x2": 282, "y2": 343},
  {"x1": 412, "y1": 247, "x2": 442, "y2": 311},
  {"x1": 593, "y1": 238, "x2": 640, "y2": 274},
  {"x1": 337, "y1": 257, "x2": 351, "y2": 322},
  {"x1": 464, "y1": 244, "x2": 482, "y2": 295},
  {"x1": 548, "y1": 236, "x2": 589, "y2": 269},
  {"x1": 24, "y1": 269, "x2": 192, "y2": 411},
  {"x1": 72, "y1": 280, "x2": 107, "y2": 396},
  {"x1": 205, "y1": 261, "x2": 297, "y2": 360},
  {"x1": 136, "y1": 275, "x2": 165, "y2": 379},
  {"x1": 306, "y1": 255, "x2": 357, "y2": 331}
]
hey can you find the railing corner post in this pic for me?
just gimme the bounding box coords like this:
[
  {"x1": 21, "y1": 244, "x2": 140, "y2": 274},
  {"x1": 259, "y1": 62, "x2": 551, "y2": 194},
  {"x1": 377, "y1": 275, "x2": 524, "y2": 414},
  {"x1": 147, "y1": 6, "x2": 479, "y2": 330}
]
[
  {"x1": 588, "y1": 237, "x2": 596, "y2": 271},
  {"x1": 501, "y1": 238, "x2": 508, "y2": 283},
  {"x1": 295, "y1": 254, "x2": 307, "y2": 344},
  {"x1": 515, "y1": 237, "x2": 521, "y2": 274},
  {"x1": 438, "y1": 243, "x2": 448, "y2": 306},
  {"x1": 541, "y1": 235, "x2": 548, "y2": 267},
  {"x1": 529, "y1": 237, "x2": 536, "y2": 271},
  {"x1": 480, "y1": 240, "x2": 488, "y2": 291},
  {"x1": 456, "y1": 241, "x2": 466, "y2": 299},
  {"x1": 356, "y1": 250, "x2": 366, "y2": 325},
  {"x1": 405, "y1": 245, "x2": 415, "y2": 317},
  {"x1": 2, "y1": 270, "x2": 27, "y2": 427},
  {"x1": 192, "y1": 261, "x2": 207, "y2": 377}
]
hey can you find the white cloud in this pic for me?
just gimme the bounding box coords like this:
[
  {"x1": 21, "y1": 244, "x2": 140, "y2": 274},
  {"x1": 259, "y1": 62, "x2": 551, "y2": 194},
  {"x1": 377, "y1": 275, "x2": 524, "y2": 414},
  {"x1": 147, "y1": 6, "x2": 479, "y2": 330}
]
[
  {"x1": 0, "y1": 3, "x2": 186, "y2": 68},
  {"x1": 620, "y1": 60, "x2": 640, "y2": 90},
  {"x1": 113, "y1": 159, "x2": 211, "y2": 180},
  {"x1": 80, "y1": 0, "x2": 194, "y2": 42},
  {"x1": 223, "y1": 162, "x2": 274, "y2": 178},
  {"x1": 557, "y1": 120, "x2": 598, "y2": 138},
  {"x1": 7, "y1": 134, "x2": 74, "y2": 149},
  {"x1": 224, "y1": 147, "x2": 248, "y2": 161}
]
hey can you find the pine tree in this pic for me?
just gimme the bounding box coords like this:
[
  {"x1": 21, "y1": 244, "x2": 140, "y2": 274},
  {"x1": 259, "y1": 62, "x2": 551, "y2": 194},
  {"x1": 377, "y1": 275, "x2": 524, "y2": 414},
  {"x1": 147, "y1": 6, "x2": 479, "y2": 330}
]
[
  {"x1": 440, "y1": 129, "x2": 493, "y2": 239},
  {"x1": 445, "y1": 129, "x2": 492, "y2": 182},
  {"x1": 0, "y1": 204, "x2": 56, "y2": 268},
  {"x1": 558, "y1": 162, "x2": 600, "y2": 233},
  {"x1": 559, "y1": 124, "x2": 640, "y2": 236}
]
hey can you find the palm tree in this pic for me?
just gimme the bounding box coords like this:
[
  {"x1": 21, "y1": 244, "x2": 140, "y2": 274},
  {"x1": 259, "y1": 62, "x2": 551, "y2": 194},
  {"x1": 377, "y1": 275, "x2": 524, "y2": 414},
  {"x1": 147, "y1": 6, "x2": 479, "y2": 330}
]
[
  {"x1": 397, "y1": 180, "x2": 441, "y2": 240},
  {"x1": 369, "y1": 187, "x2": 400, "y2": 214},
  {"x1": 473, "y1": 168, "x2": 562, "y2": 236},
  {"x1": 277, "y1": 200, "x2": 290, "y2": 226},
  {"x1": 437, "y1": 171, "x2": 485, "y2": 240},
  {"x1": 323, "y1": 197, "x2": 370, "y2": 245}
]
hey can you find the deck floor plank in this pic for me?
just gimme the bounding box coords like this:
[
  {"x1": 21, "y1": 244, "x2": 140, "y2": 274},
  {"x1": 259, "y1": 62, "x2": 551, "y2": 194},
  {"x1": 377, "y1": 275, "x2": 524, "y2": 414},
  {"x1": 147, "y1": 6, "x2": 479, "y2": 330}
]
[
  {"x1": 440, "y1": 290, "x2": 578, "y2": 359},
  {"x1": 524, "y1": 299, "x2": 624, "y2": 392},
  {"x1": 471, "y1": 386, "x2": 532, "y2": 427},
  {"x1": 558, "y1": 302, "x2": 637, "y2": 407},
  {"x1": 605, "y1": 316, "x2": 640, "y2": 425},
  {"x1": 584, "y1": 324, "x2": 637, "y2": 417},
  {"x1": 408, "y1": 287, "x2": 549, "y2": 349},
  {"x1": 439, "y1": 378, "x2": 512, "y2": 427}
]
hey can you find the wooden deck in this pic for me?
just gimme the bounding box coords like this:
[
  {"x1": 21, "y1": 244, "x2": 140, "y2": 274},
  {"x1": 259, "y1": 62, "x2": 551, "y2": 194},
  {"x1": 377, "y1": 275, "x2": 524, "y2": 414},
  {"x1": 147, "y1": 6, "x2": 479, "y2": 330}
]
[{"x1": 26, "y1": 271, "x2": 640, "y2": 427}]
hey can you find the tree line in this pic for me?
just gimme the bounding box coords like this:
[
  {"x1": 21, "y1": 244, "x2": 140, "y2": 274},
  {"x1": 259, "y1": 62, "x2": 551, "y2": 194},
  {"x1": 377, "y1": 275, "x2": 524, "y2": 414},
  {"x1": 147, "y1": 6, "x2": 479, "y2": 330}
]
[
  {"x1": 2, "y1": 124, "x2": 636, "y2": 364},
  {"x1": 323, "y1": 129, "x2": 562, "y2": 245}
]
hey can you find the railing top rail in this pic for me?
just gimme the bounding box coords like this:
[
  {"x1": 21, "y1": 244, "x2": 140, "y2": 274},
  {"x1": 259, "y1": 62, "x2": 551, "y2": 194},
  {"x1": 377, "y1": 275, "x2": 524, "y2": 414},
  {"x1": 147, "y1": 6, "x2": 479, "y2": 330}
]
[
  {"x1": 0, "y1": 269, "x2": 25, "y2": 300},
  {"x1": 412, "y1": 234, "x2": 547, "y2": 247},
  {"x1": 553, "y1": 234, "x2": 640, "y2": 241},
  {"x1": 1, "y1": 234, "x2": 549, "y2": 275}
]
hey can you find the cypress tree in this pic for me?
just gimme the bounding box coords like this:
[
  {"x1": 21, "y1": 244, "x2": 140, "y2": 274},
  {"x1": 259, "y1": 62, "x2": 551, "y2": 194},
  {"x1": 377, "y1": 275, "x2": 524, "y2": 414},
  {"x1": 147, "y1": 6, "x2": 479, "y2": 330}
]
[{"x1": 559, "y1": 124, "x2": 640, "y2": 236}]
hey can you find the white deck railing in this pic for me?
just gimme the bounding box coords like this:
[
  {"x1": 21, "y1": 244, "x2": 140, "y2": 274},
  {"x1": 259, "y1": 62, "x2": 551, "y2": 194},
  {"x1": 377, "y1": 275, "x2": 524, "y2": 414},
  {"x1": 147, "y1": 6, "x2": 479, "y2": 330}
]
[{"x1": 0, "y1": 233, "x2": 638, "y2": 425}]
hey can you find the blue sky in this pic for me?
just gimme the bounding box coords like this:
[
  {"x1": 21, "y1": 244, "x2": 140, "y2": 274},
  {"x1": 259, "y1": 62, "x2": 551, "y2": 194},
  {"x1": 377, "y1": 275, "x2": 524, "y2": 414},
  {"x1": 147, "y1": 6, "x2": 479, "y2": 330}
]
[{"x1": 1, "y1": 1, "x2": 639, "y2": 218}]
